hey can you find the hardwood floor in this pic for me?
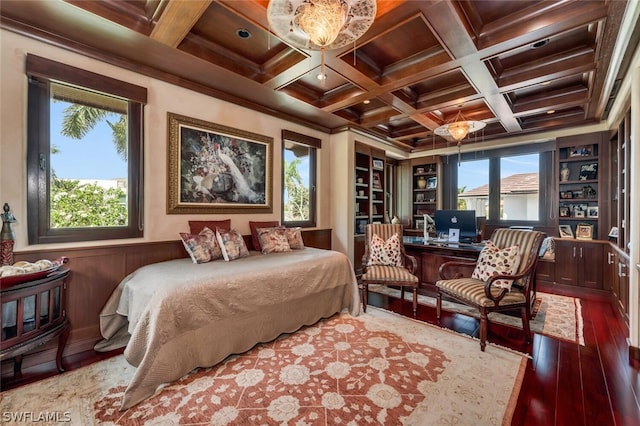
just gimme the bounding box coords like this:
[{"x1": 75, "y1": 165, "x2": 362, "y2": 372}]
[
  {"x1": 2, "y1": 290, "x2": 639, "y2": 425},
  {"x1": 365, "y1": 290, "x2": 640, "y2": 426}
]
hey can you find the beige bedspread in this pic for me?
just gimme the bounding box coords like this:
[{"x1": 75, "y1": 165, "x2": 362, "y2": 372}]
[{"x1": 94, "y1": 247, "x2": 359, "y2": 409}]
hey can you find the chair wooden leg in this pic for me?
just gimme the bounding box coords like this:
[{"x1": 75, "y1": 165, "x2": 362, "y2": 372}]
[
  {"x1": 480, "y1": 309, "x2": 488, "y2": 351},
  {"x1": 412, "y1": 287, "x2": 417, "y2": 317},
  {"x1": 400, "y1": 286, "x2": 405, "y2": 301},
  {"x1": 521, "y1": 306, "x2": 532, "y2": 343},
  {"x1": 362, "y1": 283, "x2": 368, "y2": 312},
  {"x1": 436, "y1": 291, "x2": 442, "y2": 319}
]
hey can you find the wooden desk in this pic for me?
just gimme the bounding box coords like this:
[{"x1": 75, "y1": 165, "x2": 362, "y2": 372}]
[
  {"x1": 403, "y1": 236, "x2": 483, "y2": 294},
  {"x1": 1, "y1": 269, "x2": 70, "y2": 375},
  {"x1": 404, "y1": 237, "x2": 541, "y2": 311}
]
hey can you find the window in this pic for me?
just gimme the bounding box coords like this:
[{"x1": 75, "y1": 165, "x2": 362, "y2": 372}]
[
  {"x1": 26, "y1": 54, "x2": 146, "y2": 244},
  {"x1": 454, "y1": 146, "x2": 551, "y2": 225},
  {"x1": 281, "y1": 130, "x2": 320, "y2": 227},
  {"x1": 499, "y1": 154, "x2": 540, "y2": 221},
  {"x1": 458, "y1": 159, "x2": 489, "y2": 217}
]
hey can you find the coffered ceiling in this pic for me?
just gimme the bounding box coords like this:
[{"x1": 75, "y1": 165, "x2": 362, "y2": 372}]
[{"x1": 1, "y1": 0, "x2": 636, "y2": 153}]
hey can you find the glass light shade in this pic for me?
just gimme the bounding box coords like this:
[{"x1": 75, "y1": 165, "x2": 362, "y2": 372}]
[
  {"x1": 447, "y1": 121, "x2": 470, "y2": 141},
  {"x1": 267, "y1": 0, "x2": 376, "y2": 51},
  {"x1": 295, "y1": 0, "x2": 348, "y2": 47},
  {"x1": 434, "y1": 110, "x2": 486, "y2": 143}
]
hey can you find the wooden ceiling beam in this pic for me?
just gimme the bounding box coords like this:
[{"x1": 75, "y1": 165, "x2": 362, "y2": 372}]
[
  {"x1": 425, "y1": 1, "x2": 522, "y2": 133},
  {"x1": 150, "y1": 0, "x2": 213, "y2": 48}
]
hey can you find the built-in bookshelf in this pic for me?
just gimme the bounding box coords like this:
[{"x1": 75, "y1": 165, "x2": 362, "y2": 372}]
[
  {"x1": 355, "y1": 151, "x2": 370, "y2": 236},
  {"x1": 353, "y1": 143, "x2": 386, "y2": 274},
  {"x1": 354, "y1": 144, "x2": 386, "y2": 236},
  {"x1": 556, "y1": 132, "x2": 607, "y2": 240},
  {"x1": 411, "y1": 161, "x2": 438, "y2": 231}
]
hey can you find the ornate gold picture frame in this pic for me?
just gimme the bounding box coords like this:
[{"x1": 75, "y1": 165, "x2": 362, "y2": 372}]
[{"x1": 167, "y1": 112, "x2": 273, "y2": 214}]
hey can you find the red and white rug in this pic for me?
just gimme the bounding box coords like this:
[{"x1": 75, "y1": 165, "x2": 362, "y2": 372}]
[
  {"x1": 1, "y1": 307, "x2": 526, "y2": 425},
  {"x1": 368, "y1": 285, "x2": 585, "y2": 345}
]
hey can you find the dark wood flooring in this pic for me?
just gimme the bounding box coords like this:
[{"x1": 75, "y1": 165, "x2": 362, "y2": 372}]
[
  {"x1": 366, "y1": 289, "x2": 640, "y2": 426},
  {"x1": 2, "y1": 289, "x2": 639, "y2": 425}
]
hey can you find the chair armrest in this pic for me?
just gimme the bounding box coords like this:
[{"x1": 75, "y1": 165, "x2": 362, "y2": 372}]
[
  {"x1": 438, "y1": 260, "x2": 477, "y2": 280},
  {"x1": 482, "y1": 260, "x2": 538, "y2": 303},
  {"x1": 403, "y1": 253, "x2": 417, "y2": 274}
]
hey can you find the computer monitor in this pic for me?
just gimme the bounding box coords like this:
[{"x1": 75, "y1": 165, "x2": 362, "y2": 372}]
[{"x1": 434, "y1": 210, "x2": 477, "y2": 243}]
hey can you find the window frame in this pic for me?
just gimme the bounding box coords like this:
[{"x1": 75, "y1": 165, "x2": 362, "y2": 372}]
[
  {"x1": 26, "y1": 54, "x2": 146, "y2": 244},
  {"x1": 445, "y1": 142, "x2": 555, "y2": 228},
  {"x1": 281, "y1": 129, "x2": 320, "y2": 228}
]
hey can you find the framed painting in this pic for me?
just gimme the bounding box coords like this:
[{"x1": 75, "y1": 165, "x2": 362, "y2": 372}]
[{"x1": 167, "y1": 113, "x2": 273, "y2": 214}]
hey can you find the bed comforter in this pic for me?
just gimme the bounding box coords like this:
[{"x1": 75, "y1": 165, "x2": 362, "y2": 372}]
[{"x1": 94, "y1": 247, "x2": 359, "y2": 409}]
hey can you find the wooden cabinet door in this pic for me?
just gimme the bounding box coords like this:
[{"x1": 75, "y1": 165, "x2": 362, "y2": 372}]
[
  {"x1": 578, "y1": 242, "x2": 603, "y2": 289},
  {"x1": 554, "y1": 239, "x2": 578, "y2": 286},
  {"x1": 618, "y1": 256, "x2": 630, "y2": 323}
]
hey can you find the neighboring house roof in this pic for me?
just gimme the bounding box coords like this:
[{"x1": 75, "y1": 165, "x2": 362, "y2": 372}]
[{"x1": 459, "y1": 173, "x2": 538, "y2": 197}]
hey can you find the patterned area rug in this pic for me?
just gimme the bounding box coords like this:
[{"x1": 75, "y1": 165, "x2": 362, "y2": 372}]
[
  {"x1": 0, "y1": 307, "x2": 526, "y2": 425},
  {"x1": 368, "y1": 285, "x2": 585, "y2": 345}
]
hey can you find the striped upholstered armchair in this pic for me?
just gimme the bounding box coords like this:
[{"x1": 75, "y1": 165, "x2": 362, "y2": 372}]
[
  {"x1": 436, "y1": 228, "x2": 544, "y2": 351},
  {"x1": 361, "y1": 224, "x2": 419, "y2": 316}
]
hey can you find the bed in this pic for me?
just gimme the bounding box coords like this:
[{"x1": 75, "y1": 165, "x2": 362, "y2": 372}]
[{"x1": 94, "y1": 247, "x2": 360, "y2": 409}]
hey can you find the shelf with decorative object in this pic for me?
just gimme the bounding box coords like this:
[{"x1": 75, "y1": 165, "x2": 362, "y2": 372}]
[
  {"x1": 556, "y1": 132, "x2": 608, "y2": 240},
  {"x1": 353, "y1": 143, "x2": 386, "y2": 274},
  {"x1": 411, "y1": 161, "x2": 439, "y2": 232}
]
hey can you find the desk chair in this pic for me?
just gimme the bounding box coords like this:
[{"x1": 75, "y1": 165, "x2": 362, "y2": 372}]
[
  {"x1": 436, "y1": 228, "x2": 544, "y2": 351},
  {"x1": 361, "y1": 224, "x2": 419, "y2": 316}
]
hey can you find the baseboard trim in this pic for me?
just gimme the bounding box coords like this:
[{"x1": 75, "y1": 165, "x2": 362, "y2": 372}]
[{"x1": 1, "y1": 335, "x2": 98, "y2": 378}]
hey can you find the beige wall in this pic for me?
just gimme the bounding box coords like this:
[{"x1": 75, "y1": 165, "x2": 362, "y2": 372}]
[{"x1": 0, "y1": 29, "x2": 339, "y2": 252}]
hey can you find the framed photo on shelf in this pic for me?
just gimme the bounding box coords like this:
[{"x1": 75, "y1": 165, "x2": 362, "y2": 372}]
[
  {"x1": 416, "y1": 193, "x2": 425, "y2": 202},
  {"x1": 427, "y1": 177, "x2": 437, "y2": 189},
  {"x1": 576, "y1": 223, "x2": 594, "y2": 240},
  {"x1": 372, "y1": 172, "x2": 382, "y2": 189},
  {"x1": 587, "y1": 206, "x2": 599, "y2": 218},
  {"x1": 569, "y1": 145, "x2": 593, "y2": 157},
  {"x1": 372, "y1": 159, "x2": 384, "y2": 169},
  {"x1": 559, "y1": 224, "x2": 574, "y2": 238},
  {"x1": 579, "y1": 163, "x2": 598, "y2": 180},
  {"x1": 559, "y1": 206, "x2": 571, "y2": 217}
]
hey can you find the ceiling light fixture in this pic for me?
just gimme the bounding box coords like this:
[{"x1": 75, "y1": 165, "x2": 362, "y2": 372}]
[
  {"x1": 434, "y1": 108, "x2": 486, "y2": 161},
  {"x1": 267, "y1": 0, "x2": 376, "y2": 80}
]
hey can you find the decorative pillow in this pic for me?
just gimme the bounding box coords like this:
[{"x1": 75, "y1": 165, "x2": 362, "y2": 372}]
[
  {"x1": 472, "y1": 240, "x2": 521, "y2": 290},
  {"x1": 216, "y1": 228, "x2": 250, "y2": 261},
  {"x1": 189, "y1": 219, "x2": 231, "y2": 235},
  {"x1": 257, "y1": 227, "x2": 292, "y2": 254},
  {"x1": 180, "y1": 232, "x2": 212, "y2": 264},
  {"x1": 539, "y1": 236, "x2": 555, "y2": 260},
  {"x1": 367, "y1": 233, "x2": 403, "y2": 267},
  {"x1": 285, "y1": 227, "x2": 305, "y2": 249},
  {"x1": 249, "y1": 221, "x2": 279, "y2": 251},
  {"x1": 198, "y1": 226, "x2": 224, "y2": 260}
]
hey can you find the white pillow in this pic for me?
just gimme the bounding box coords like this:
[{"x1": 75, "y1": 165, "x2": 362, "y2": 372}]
[
  {"x1": 472, "y1": 240, "x2": 521, "y2": 290},
  {"x1": 215, "y1": 228, "x2": 250, "y2": 261},
  {"x1": 367, "y1": 233, "x2": 403, "y2": 267},
  {"x1": 257, "y1": 227, "x2": 291, "y2": 254},
  {"x1": 179, "y1": 232, "x2": 211, "y2": 264}
]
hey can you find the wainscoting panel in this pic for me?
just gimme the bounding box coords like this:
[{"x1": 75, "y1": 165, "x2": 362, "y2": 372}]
[{"x1": 4, "y1": 229, "x2": 331, "y2": 374}]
